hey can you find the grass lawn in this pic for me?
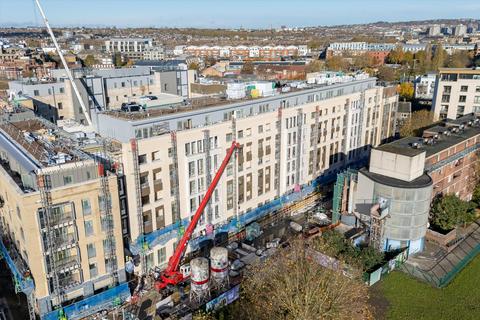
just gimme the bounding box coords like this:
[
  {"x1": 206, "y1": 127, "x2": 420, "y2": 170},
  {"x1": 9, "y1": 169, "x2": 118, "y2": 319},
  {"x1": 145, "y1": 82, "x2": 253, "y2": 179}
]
[{"x1": 376, "y1": 255, "x2": 480, "y2": 320}]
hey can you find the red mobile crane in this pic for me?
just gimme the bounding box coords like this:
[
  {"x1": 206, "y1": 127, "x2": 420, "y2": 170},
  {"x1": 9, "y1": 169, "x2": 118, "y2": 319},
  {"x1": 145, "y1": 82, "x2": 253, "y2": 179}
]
[{"x1": 155, "y1": 141, "x2": 240, "y2": 291}]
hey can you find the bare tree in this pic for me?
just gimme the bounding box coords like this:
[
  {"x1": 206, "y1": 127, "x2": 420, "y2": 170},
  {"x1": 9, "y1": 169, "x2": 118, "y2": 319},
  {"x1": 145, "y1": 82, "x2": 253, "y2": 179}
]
[{"x1": 236, "y1": 240, "x2": 372, "y2": 320}]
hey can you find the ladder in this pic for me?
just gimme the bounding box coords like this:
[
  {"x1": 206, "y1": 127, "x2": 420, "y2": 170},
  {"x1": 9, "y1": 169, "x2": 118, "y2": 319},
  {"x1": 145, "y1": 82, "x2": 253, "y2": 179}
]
[
  {"x1": 37, "y1": 174, "x2": 64, "y2": 307},
  {"x1": 130, "y1": 139, "x2": 147, "y2": 275},
  {"x1": 98, "y1": 159, "x2": 118, "y2": 285}
]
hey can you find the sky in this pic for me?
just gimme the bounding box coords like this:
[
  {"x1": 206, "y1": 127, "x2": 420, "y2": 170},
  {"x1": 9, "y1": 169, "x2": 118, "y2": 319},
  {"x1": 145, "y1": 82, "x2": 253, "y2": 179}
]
[{"x1": 0, "y1": 0, "x2": 479, "y2": 28}]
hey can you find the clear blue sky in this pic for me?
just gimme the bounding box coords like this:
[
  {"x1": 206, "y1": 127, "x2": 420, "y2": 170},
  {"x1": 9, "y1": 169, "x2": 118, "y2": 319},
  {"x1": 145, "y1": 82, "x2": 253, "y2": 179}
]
[{"x1": 0, "y1": 0, "x2": 479, "y2": 28}]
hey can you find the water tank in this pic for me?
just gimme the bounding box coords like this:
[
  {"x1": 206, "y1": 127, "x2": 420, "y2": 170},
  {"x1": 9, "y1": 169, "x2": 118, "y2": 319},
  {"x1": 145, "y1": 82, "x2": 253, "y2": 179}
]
[{"x1": 210, "y1": 247, "x2": 228, "y2": 276}]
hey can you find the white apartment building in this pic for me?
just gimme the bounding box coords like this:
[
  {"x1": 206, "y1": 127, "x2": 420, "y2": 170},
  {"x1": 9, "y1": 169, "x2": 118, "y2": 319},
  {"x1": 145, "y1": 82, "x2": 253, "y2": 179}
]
[
  {"x1": 414, "y1": 73, "x2": 437, "y2": 100},
  {"x1": 432, "y1": 68, "x2": 480, "y2": 120},
  {"x1": 105, "y1": 38, "x2": 154, "y2": 60}
]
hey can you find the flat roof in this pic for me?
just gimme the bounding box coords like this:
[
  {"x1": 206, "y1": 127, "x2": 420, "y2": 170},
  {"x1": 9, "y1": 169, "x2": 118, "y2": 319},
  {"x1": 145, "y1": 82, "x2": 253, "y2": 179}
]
[
  {"x1": 0, "y1": 119, "x2": 89, "y2": 167},
  {"x1": 438, "y1": 67, "x2": 480, "y2": 74},
  {"x1": 376, "y1": 114, "x2": 480, "y2": 158},
  {"x1": 101, "y1": 77, "x2": 376, "y2": 122},
  {"x1": 360, "y1": 168, "x2": 432, "y2": 189}
]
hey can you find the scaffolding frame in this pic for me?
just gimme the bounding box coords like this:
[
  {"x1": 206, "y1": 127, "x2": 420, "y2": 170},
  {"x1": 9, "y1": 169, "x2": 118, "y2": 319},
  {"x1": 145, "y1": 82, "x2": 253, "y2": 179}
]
[{"x1": 130, "y1": 139, "x2": 147, "y2": 275}]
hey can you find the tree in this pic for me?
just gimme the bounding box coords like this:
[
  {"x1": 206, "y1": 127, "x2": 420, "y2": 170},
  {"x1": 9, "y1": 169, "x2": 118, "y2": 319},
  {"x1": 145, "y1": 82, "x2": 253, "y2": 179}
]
[
  {"x1": 353, "y1": 53, "x2": 375, "y2": 69},
  {"x1": 387, "y1": 46, "x2": 404, "y2": 64},
  {"x1": 188, "y1": 61, "x2": 200, "y2": 71},
  {"x1": 447, "y1": 51, "x2": 473, "y2": 68},
  {"x1": 431, "y1": 195, "x2": 475, "y2": 231},
  {"x1": 241, "y1": 61, "x2": 255, "y2": 74},
  {"x1": 398, "y1": 82, "x2": 414, "y2": 101},
  {"x1": 472, "y1": 184, "x2": 480, "y2": 207},
  {"x1": 325, "y1": 56, "x2": 349, "y2": 71},
  {"x1": 377, "y1": 66, "x2": 396, "y2": 82},
  {"x1": 305, "y1": 60, "x2": 325, "y2": 73},
  {"x1": 238, "y1": 240, "x2": 371, "y2": 320},
  {"x1": 399, "y1": 110, "x2": 435, "y2": 137},
  {"x1": 113, "y1": 52, "x2": 124, "y2": 67},
  {"x1": 83, "y1": 54, "x2": 98, "y2": 67},
  {"x1": 431, "y1": 44, "x2": 446, "y2": 71}
]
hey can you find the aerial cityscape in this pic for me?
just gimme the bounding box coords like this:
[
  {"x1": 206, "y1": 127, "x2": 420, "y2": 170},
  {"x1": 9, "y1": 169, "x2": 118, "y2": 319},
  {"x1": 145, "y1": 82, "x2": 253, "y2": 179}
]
[{"x1": 1, "y1": 1, "x2": 480, "y2": 319}]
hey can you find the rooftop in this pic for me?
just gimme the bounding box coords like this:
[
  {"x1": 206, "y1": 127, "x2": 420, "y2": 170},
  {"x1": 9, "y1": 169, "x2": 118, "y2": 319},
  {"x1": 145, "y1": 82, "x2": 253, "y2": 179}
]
[
  {"x1": 360, "y1": 167, "x2": 433, "y2": 189},
  {"x1": 376, "y1": 114, "x2": 480, "y2": 158},
  {"x1": 101, "y1": 76, "x2": 375, "y2": 122},
  {"x1": 0, "y1": 118, "x2": 89, "y2": 168}
]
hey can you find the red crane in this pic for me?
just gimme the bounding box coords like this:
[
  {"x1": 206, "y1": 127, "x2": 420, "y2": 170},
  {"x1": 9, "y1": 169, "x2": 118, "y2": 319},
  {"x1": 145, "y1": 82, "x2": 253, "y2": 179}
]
[{"x1": 155, "y1": 141, "x2": 240, "y2": 291}]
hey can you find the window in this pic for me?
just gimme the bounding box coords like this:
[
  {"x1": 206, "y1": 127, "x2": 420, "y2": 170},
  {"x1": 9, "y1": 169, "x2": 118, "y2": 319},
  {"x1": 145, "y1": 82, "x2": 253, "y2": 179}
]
[
  {"x1": 84, "y1": 220, "x2": 94, "y2": 236},
  {"x1": 58, "y1": 102, "x2": 63, "y2": 110},
  {"x1": 152, "y1": 151, "x2": 160, "y2": 161},
  {"x1": 87, "y1": 243, "x2": 96, "y2": 258},
  {"x1": 474, "y1": 96, "x2": 480, "y2": 104},
  {"x1": 59, "y1": 87, "x2": 65, "y2": 94},
  {"x1": 476, "y1": 86, "x2": 480, "y2": 93},
  {"x1": 226, "y1": 133, "x2": 232, "y2": 142},
  {"x1": 138, "y1": 154, "x2": 147, "y2": 164},
  {"x1": 460, "y1": 86, "x2": 468, "y2": 92},
  {"x1": 238, "y1": 130, "x2": 243, "y2": 138},
  {"x1": 443, "y1": 86, "x2": 452, "y2": 93},
  {"x1": 89, "y1": 263, "x2": 98, "y2": 278},
  {"x1": 157, "y1": 247, "x2": 167, "y2": 265},
  {"x1": 63, "y1": 175, "x2": 73, "y2": 185},
  {"x1": 188, "y1": 161, "x2": 195, "y2": 177},
  {"x1": 441, "y1": 95, "x2": 450, "y2": 103},
  {"x1": 258, "y1": 125, "x2": 263, "y2": 134},
  {"x1": 459, "y1": 95, "x2": 467, "y2": 103},
  {"x1": 82, "y1": 199, "x2": 92, "y2": 216},
  {"x1": 33, "y1": 90, "x2": 40, "y2": 96}
]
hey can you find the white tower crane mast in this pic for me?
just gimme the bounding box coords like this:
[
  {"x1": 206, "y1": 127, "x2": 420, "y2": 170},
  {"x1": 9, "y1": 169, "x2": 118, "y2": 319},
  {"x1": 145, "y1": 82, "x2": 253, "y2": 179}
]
[{"x1": 34, "y1": 0, "x2": 93, "y2": 127}]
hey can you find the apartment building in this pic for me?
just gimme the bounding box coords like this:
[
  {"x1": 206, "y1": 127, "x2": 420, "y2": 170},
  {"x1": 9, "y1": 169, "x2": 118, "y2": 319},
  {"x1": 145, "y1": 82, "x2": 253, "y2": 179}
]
[
  {"x1": 414, "y1": 73, "x2": 437, "y2": 100},
  {"x1": 7, "y1": 66, "x2": 196, "y2": 124},
  {"x1": 432, "y1": 68, "x2": 480, "y2": 120},
  {"x1": 182, "y1": 45, "x2": 309, "y2": 60},
  {"x1": 105, "y1": 38, "x2": 154, "y2": 60},
  {"x1": 0, "y1": 115, "x2": 126, "y2": 316},
  {"x1": 94, "y1": 77, "x2": 398, "y2": 273},
  {"x1": 369, "y1": 114, "x2": 480, "y2": 201},
  {"x1": 335, "y1": 114, "x2": 480, "y2": 254}
]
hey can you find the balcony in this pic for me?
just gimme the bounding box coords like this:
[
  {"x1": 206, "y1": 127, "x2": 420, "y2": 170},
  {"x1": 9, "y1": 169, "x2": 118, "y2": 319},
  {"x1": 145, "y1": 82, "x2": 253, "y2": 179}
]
[{"x1": 52, "y1": 255, "x2": 80, "y2": 272}]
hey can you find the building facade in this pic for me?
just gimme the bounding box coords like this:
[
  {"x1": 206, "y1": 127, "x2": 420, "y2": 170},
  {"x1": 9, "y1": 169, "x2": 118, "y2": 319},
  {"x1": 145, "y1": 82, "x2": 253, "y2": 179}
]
[
  {"x1": 432, "y1": 68, "x2": 480, "y2": 120},
  {"x1": 94, "y1": 77, "x2": 398, "y2": 273},
  {"x1": 105, "y1": 38, "x2": 154, "y2": 60},
  {"x1": 0, "y1": 116, "x2": 126, "y2": 316}
]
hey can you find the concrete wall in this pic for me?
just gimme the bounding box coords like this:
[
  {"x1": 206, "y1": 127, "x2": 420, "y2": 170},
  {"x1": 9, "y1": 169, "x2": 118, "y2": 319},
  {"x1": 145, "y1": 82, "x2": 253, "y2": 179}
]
[{"x1": 369, "y1": 149, "x2": 426, "y2": 182}]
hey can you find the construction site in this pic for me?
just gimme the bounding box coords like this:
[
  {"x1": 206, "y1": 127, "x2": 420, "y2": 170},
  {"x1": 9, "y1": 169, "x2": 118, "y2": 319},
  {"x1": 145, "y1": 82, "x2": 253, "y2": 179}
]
[{"x1": 0, "y1": 1, "x2": 403, "y2": 320}]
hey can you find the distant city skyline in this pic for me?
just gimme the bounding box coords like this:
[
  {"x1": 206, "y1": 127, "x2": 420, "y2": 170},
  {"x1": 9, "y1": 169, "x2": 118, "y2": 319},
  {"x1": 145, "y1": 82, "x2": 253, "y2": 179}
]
[{"x1": 0, "y1": 0, "x2": 479, "y2": 28}]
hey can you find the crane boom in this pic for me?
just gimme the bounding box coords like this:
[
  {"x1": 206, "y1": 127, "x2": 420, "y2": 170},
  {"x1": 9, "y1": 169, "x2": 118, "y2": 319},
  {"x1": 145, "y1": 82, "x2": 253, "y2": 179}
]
[
  {"x1": 156, "y1": 141, "x2": 240, "y2": 290},
  {"x1": 33, "y1": 0, "x2": 93, "y2": 127}
]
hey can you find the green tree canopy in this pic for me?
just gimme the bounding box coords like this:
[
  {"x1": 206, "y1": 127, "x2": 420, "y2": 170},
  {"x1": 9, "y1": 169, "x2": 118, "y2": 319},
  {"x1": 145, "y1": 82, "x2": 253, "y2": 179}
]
[
  {"x1": 431, "y1": 194, "x2": 475, "y2": 232},
  {"x1": 399, "y1": 110, "x2": 435, "y2": 137}
]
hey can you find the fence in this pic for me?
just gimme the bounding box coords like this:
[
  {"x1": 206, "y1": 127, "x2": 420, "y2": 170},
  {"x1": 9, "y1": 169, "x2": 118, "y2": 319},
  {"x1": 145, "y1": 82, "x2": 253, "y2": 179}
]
[
  {"x1": 364, "y1": 249, "x2": 408, "y2": 286},
  {"x1": 42, "y1": 282, "x2": 131, "y2": 320},
  {"x1": 400, "y1": 238, "x2": 480, "y2": 288}
]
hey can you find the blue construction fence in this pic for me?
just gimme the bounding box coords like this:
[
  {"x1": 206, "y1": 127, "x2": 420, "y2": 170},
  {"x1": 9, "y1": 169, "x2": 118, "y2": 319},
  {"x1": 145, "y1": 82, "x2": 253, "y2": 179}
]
[
  {"x1": 0, "y1": 237, "x2": 34, "y2": 295},
  {"x1": 131, "y1": 171, "x2": 331, "y2": 253},
  {"x1": 42, "y1": 282, "x2": 130, "y2": 320}
]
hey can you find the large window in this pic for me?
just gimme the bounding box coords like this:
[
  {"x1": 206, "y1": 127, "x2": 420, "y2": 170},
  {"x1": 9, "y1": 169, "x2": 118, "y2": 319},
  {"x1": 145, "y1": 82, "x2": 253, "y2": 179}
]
[
  {"x1": 87, "y1": 243, "x2": 96, "y2": 258},
  {"x1": 81, "y1": 199, "x2": 91, "y2": 216},
  {"x1": 84, "y1": 220, "x2": 94, "y2": 236}
]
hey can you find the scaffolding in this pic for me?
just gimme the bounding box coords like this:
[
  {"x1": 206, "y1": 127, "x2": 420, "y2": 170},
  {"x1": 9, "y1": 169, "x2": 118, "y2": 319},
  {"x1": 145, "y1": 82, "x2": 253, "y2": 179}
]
[
  {"x1": 312, "y1": 105, "x2": 320, "y2": 176},
  {"x1": 130, "y1": 139, "x2": 147, "y2": 275},
  {"x1": 332, "y1": 169, "x2": 358, "y2": 224},
  {"x1": 98, "y1": 160, "x2": 118, "y2": 285},
  {"x1": 0, "y1": 221, "x2": 36, "y2": 320},
  {"x1": 37, "y1": 173, "x2": 65, "y2": 308},
  {"x1": 274, "y1": 106, "x2": 283, "y2": 197},
  {"x1": 204, "y1": 130, "x2": 213, "y2": 224}
]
